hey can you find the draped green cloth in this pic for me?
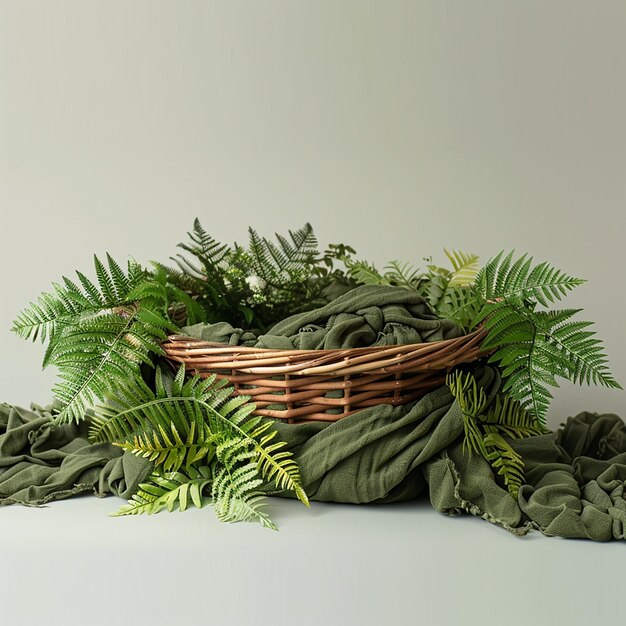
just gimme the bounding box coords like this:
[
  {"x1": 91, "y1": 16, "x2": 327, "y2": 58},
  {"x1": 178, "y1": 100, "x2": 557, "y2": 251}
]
[
  {"x1": 0, "y1": 402, "x2": 151, "y2": 506},
  {"x1": 181, "y1": 284, "x2": 465, "y2": 349},
  {"x1": 2, "y1": 283, "x2": 625, "y2": 541},
  {"x1": 264, "y1": 365, "x2": 626, "y2": 541}
]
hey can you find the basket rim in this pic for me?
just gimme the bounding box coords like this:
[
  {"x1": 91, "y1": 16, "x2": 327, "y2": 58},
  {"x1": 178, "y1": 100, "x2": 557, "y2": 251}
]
[{"x1": 162, "y1": 324, "x2": 486, "y2": 356}]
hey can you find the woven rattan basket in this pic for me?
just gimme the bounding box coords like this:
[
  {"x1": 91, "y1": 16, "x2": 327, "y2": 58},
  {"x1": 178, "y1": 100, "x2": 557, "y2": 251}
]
[{"x1": 162, "y1": 326, "x2": 489, "y2": 424}]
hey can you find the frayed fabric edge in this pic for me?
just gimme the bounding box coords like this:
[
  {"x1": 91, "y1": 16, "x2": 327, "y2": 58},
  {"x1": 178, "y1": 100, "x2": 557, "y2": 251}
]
[
  {"x1": 441, "y1": 451, "x2": 536, "y2": 538},
  {"x1": 0, "y1": 483, "x2": 104, "y2": 507}
]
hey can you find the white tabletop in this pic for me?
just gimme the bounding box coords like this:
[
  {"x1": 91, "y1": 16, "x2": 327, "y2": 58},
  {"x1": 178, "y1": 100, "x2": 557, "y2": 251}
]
[{"x1": 2, "y1": 493, "x2": 622, "y2": 626}]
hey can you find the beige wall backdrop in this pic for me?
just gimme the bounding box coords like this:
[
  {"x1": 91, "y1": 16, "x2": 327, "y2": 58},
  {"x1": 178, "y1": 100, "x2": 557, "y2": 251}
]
[{"x1": 1, "y1": 0, "x2": 624, "y2": 427}]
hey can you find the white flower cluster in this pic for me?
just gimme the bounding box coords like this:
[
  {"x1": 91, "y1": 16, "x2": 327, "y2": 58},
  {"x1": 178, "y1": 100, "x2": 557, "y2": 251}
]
[{"x1": 245, "y1": 274, "x2": 267, "y2": 293}]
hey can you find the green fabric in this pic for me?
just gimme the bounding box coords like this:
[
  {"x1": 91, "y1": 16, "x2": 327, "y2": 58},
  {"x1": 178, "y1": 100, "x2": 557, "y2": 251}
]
[
  {"x1": 0, "y1": 402, "x2": 152, "y2": 506},
  {"x1": 265, "y1": 364, "x2": 626, "y2": 541},
  {"x1": 182, "y1": 284, "x2": 465, "y2": 349},
  {"x1": 2, "y1": 372, "x2": 625, "y2": 541}
]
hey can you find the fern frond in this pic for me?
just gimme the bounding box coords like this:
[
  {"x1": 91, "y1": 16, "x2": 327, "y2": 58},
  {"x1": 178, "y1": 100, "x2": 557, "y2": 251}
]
[
  {"x1": 12, "y1": 254, "x2": 177, "y2": 424},
  {"x1": 383, "y1": 261, "x2": 421, "y2": 290},
  {"x1": 482, "y1": 392, "x2": 546, "y2": 437},
  {"x1": 468, "y1": 252, "x2": 621, "y2": 424},
  {"x1": 346, "y1": 260, "x2": 386, "y2": 285},
  {"x1": 248, "y1": 421, "x2": 310, "y2": 506},
  {"x1": 169, "y1": 220, "x2": 233, "y2": 315},
  {"x1": 11, "y1": 255, "x2": 146, "y2": 343},
  {"x1": 177, "y1": 218, "x2": 231, "y2": 269},
  {"x1": 211, "y1": 437, "x2": 277, "y2": 529},
  {"x1": 477, "y1": 298, "x2": 621, "y2": 425},
  {"x1": 532, "y1": 311, "x2": 621, "y2": 390},
  {"x1": 90, "y1": 365, "x2": 232, "y2": 470},
  {"x1": 447, "y1": 370, "x2": 545, "y2": 498},
  {"x1": 475, "y1": 250, "x2": 585, "y2": 305},
  {"x1": 444, "y1": 249, "x2": 480, "y2": 286},
  {"x1": 112, "y1": 466, "x2": 212, "y2": 516},
  {"x1": 436, "y1": 285, "x2": 482, "y2": 329},
  {"x1": 90, "y1": 364, "x2": 308, "y2": 509},
  {"x1": 481, "y1": 431, "x2": 526, "y2": 498},
  {"x1": 248, "y1": 223, "x2": 319, "y2": 282},
  {"x1": 48, "y1": 310, "x2": 171, "y2": 423}
]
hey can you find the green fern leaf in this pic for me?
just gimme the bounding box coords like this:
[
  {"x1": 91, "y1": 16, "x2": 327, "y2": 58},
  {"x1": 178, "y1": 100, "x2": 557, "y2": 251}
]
[
  {"x1": 477, "y1": 297, "x2": 621, "y2": 424},
  {"x1": 447, "y1": 370, "x2": 545, "y2": 498},
  {"x1": 469, "y1": 253, "x2": 620, "y2": 424},
  {"x1": 382, "y1": 261, "x2": 421, "y2": 290},
  {"x1": 12, "y1": 255, "x2": 177, "y2": 424},
  {"x1": 346, "y1": 260, "x2": 386, "y2": 285},
  {"x1": 248, "y1": 223, "x2": 319, "y2": 282},
  {"x1": 211, "y1": 437, "x2": 277, "y2": 529},
  {"x1": 90, "y1": 364, "x2": 309, "y2": 510},
  {"x1": 112, "y1": 466, "x2": 212, "y2": 516},
  {"x1": 475, "y1": 250, "x2": 585, "y2": 305},
  {"x1": 444, "y1": 249, "x2": 480, "y2": 286}
]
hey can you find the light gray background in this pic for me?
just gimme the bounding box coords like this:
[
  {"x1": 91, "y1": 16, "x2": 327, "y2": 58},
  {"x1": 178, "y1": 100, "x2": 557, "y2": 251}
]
[{"x1": 1, "y1": 2, "x2": 625, "y2": 626}]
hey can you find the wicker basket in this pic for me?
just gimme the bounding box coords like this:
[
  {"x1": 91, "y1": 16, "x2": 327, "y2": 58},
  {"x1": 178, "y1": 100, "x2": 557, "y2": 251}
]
[{"x1": 162, "y1": 326, "x2": 489, "y2": 424}]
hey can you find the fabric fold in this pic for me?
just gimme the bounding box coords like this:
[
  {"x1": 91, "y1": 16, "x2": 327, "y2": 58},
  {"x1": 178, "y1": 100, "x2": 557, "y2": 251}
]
[
  {"x1": 0, "y1": 403, "x2": 152, "y2": 506},
  {"x1": 181, "y1": 284, "x2": 465, "y2": 349},
  {"x1": 266, "y1": 366, "x2": 626, "y2": 541}
]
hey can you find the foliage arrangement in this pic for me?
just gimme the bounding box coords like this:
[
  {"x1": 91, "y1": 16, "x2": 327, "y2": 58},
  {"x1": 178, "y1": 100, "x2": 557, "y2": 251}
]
[
  {"x1": 346, "y1": 250, "x2": 621, "y2": 427},
  {"x1": 11, "y1": 255, "x2": 179, "y2": 423},
  {"x1": 155, "y1": 219, "x2": 357, "y2": 332},
  {"x1": 11, "y1": 219, "x2": 620, "y2": 521},
  {"x1": 89, "y1": 364, "x2": 308, "y2": 528},
  {"x1": 10, "y1": 221, "x2": 355, "y2": 527}
]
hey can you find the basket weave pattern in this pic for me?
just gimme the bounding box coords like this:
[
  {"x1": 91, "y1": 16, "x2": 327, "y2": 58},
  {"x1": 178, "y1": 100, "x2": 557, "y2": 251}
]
[{"x1": 162, "y1": 326, "x2": 489, "y2": 423}]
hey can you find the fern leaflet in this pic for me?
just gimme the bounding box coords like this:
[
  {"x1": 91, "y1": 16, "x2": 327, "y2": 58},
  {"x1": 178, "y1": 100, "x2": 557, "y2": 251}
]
[
  {"x1": 112, "y1": 466, "x2": 212, "y2": 516},
  {"x1": 447, "y1": 370, "x2": 545, "y2": 498}
]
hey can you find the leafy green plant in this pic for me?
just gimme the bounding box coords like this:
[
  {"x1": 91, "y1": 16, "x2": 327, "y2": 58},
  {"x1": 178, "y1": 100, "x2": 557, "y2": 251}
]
[
  {"x1": 346, "y1": 248, "x2": 620, "y2": 426},
  {"x1": 10, "y1": 222, "x2": 359, "y2": 424},
  {"x1": 160, "y1": 220, "x2": 357, "y2": 332},
  {"x1": 344, "y1": 249, "x2": 481, "y2": 328},
  {"x1": 90, "y1": 364, "x2": 309, "y2": 528},
  {"x1": 447, "y1": 369, "x2": 545, "y2": 498},
  {"x1": 11, "y1": 255, "x2": 183, "y2": 423},
  {"x1": 466, "y1": 252, "x2": 622, "y2": 426},
  {"x1": 113, "y1": 466, "x2": 213, "y2": 516}
]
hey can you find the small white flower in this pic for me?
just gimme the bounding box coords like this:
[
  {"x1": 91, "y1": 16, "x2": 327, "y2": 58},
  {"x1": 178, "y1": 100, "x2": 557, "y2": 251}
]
[{"x1": 245, "y1": 274, "x2": 267, "y2": 293}]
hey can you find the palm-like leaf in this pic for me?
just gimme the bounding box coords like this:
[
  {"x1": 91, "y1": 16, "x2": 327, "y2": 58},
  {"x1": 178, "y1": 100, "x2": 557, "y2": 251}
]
[{"x1": 444, "y1": 249, "x2": 480, "y2": 286}]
